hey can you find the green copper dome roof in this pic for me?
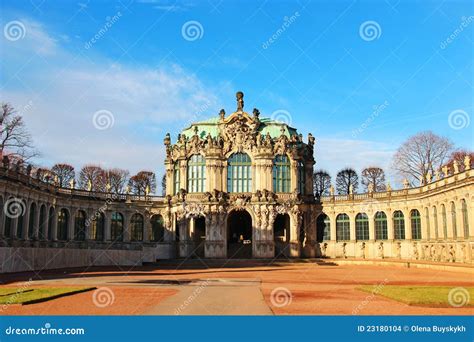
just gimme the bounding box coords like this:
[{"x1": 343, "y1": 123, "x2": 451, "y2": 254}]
[{"x1": 181, "y1": 115, "x2": 298, "y2": 140}]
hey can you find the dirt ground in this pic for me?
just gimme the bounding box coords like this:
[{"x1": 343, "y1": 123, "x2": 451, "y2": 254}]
[{"x1": 0, "y1": 262, "x2": 472, "y2": 315}]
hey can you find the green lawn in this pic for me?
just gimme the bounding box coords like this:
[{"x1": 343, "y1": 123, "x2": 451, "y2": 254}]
[
  {"x1": 357, "y1": 285, "x2": 474, "y2": 307},
  {"x1": 0, "y1": 287, "x2": 95, "y2": 305}
]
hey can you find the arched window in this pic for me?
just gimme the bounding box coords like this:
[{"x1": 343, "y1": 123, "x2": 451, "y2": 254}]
[
  {"x1": 393, "y1": 210, "x2": 405, "y2": 240},
  {"x1": 297, "y1": 161, "x2": 305, "y2": 194},
  {"x1": 187, "y1": 155, "x2": 206, "y2": 193},
  {"x1": 273, "y1": 155, "x2": 291, "y2": 193},
  {"x1": 111, "y1": 212, "x2": 124, "y2": 241},
  {"x1": 150, "y1": 215, "x2": 165, "y2": 242},
  {"x1": 39, "y1": 205, "x2": 47, "y2": 240},
  {"x1": 130, "y1": 213, "x2": 144, "y2": 241},
  {"x1": 28, "y1": 202, "x2": 36, "y2": 239},
  {"x1": 227, "y1": 153, "x2": 252, "y2": 193},
  {"x1": 74, "y1": 210, "x2": 86, "y2": 241},
  {"x1": 173, "y1": 161, "x2": 180, "y2": 195},
  {"x1": 47, "y1": 207, "x2": 54, "y2": 240},
  {"x1": 461, "y1": 199, "x2": 469, "y2": 238},
  {"x1": 91, "y1": 212, "x2": 105, "y2": 241},
  {"x1": 410, "y1": 209, "x2": 421, "y2": 240},
  {"x1": 355, "y1": 213, "x2": 369, "y2": 240},
  {"x1": 450, "y1": 202, "x2": 457, "y2": 239},
  {"x1": 432, "y1": 206, "x2": 439, "y2": 239},
  {"x1": 424, "y1": 207, "x2": 430, "y2": 240},
  {"x1": 4, "y1": 198, "x2": 12, "y2": 238},
  {"x1": 57, "y1": 208, "x2": 69, "y2": 241},
  {"x1": 336, "y1": 213, "x2": 350, "y2": 241},
  {"x1": 441, "y1": 204, "x2": 447, "y2": 238},
  {"x1": 316, "y1": 214, "x2": 330, "y2": 242},
  {"x1": 375, "y1": 211, "x2": 388, "y2": 240}
]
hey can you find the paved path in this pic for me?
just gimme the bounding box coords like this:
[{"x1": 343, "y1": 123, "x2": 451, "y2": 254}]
[{"x1": 145, "y1": 278, "x2": 274, "y2": 315}]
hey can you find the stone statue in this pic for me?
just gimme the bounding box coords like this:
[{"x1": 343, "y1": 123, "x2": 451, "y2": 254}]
[
  {"x1": 403, "y1": 179, "x2": 409, "y2": 189},
  {"x1": 252, "y1": 108, "x2": 260, "y2": 119},
  {"x1": 396, "y1": 242, "x2": 402, "y2": 259},
  {"x1": 426, "y1": 172, "x2": 432, "y2": 183},
  {"x1": 464, "y1": 155, "x2": 471, "y2": 170},
  {"x1": 329, "y1": 185, "x2": 335, "y2": 196},
  {"x1": 442, "y1": 165, "x2": 449, "y2": 177},
  {"x1": 387, "y1": 182, "x2": 392, "y2": 192},
  {"x1": 360, "y1": 242, "x2": 366, "y2": 259},
  {"x1": 412, "y1": 242, "x2": 419, "y2": 260},
  {"x1": 349, "y1": 184, "x2": 353, "y2": 195},
  {"x1": 342, "y1": 242, "x2": 347, "y2": 259},
  {"x1": 453, "y1": 160, "x2": 459, "y2": 174},
  {"x1": 368, "y1": 183, "x2": 374, "y2": 193},
  {"x1": 460, "y1": 244, "x2": 466, "y2": 263},
  {"x1": 378, "y1": 242, "x2": 384, "y2": 259},
  {"x1": 308, "y1": 133, "x2": 315, "y2": 147},
  {"x1": 219, "y1": 109, "x2": 225, "y2": 120},
  {"x1": 321, "y1": 242, "x2": 328, "y2": 257},
  {"x1": 448, "y1": 245, "x2": 456, "y2": 262},
  {"x1": 236, "y1": 91, "x2": 244, "y2": 111}
]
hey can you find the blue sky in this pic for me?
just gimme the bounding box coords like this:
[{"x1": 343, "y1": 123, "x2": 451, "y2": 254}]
[{"x1": 1, "y1": 0, "x2": 473, "y2": 186}]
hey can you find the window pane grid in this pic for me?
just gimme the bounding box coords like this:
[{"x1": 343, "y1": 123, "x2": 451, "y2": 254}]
[
  {"x1": 375, "y1": 212, "x2": 388, "y2": 240},
  {"x1": 336, "y1": 214, "x2": 350, "y2": 241},
  {"x1": 187, "y1": 155, "x2": 206, "y2": 193},
  {"x1": 273, "y1": 155, "x2": 291, "y2": 193},
  {"x1": 227, "y1": 153, "x2": 252, "y2": 193}
]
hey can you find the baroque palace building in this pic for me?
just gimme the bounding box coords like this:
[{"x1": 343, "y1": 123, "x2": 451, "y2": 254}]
[{"x1": 0, "y1": 92, "x2": 473, "y2": 272}]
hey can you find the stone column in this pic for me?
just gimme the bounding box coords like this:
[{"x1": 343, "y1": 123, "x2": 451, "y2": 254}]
[
  {"x1": 368, "y1": 212, "x2": 375, "y2": 241},
  {"x1": 403, "y1": 209, "x2": 412, "y2": 240},
  {"x1": 33, "y1": 204, "x2": 41, "y2": 240},
  {"x1": 143, "y1": 214, "x2": 151, "y2": 242},
  {"x1": 104, "y1": 211, "x2": 112, "y2": 241},
  {"x1": 122, "y1": 212, "x2": 130, "y2": 242},
  {"x1": 446, "y1": 205, "x2": 454, "y2": 239},
  {"x1": 179, "y1": 160, "x2": 187, "y2": 192},
  {"x1": 51, "y1": 211, "x2": 58, "y2": 241},
  {"x1": 455, "y1": 200, "x2": 464, "y2": 239},
  {"x1": 68, "y1": 208, "x2": 75, "y2": 241},
  {"x1": 329, "y1": 213, "x2": 336, "y2": 241},
  {"x1": 469, "y1": 199, "x2": 474, "y2": 239},
  {"x1": 290, "y1": 162, "x2": 298, "y2": 193},
  {"x1": 85, "y1": 208, "x2": 94, "y2": 241},
  {"x1": 420, "y1": 207, "x2": 429, "y2": 240},
  {"x1": 22, "y1": 203, "x2": 31, "y2": 240},
  {"x1": 349, "y1": 212, "x2": 356, "y2": 241},
  {"x1": 387, "y1": 209, "x2": 394, "y2": 240}
]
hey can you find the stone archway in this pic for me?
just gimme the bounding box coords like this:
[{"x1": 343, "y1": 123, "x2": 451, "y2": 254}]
[
  {"x1": 227, "y1": 210, "x2": 252, "y2": 259},
  {"x1": 274, "y1": 213, "x2": 290, "y2": 257},
  {"x1": 192, "y1": 215, "x2": 206, "y2": 258}
]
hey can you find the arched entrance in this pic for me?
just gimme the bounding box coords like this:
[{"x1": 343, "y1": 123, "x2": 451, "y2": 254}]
[
  {"x1": 274, "y1": 213, "x2": 290, "y2": 257},
  {"x1": 227, "y1": 210, "x2": 252, "y2": 259},
  {"x1": 192, "y1": 216, "x2": 206, "y2": 258}
]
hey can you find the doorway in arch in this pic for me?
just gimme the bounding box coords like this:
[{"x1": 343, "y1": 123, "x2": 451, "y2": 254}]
[{"x1": 227, "y1": 210, "x2": 252, "y2": 258}]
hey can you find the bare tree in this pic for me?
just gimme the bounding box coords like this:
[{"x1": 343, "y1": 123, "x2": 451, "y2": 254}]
[
  {"x1": 128, "y1": 171, "x2": 156, "y2": 196},
  {"x1": 78, "y1": 165, "x2": 106, "y2": 191},
  {"x1": 392, "y1": 131, "x2": 453, "y2": 185},
  {"x1": 361, "y1": 167, "x2": 386, "y2": 192},
  {"x1": 444, "y1": 149, "x2": 474, "y2": 173},
  {"x1": 0, "y1": 103, "x2": 38, "y2": 160},
  {"x1": 105, "y1": 168, "x2": 129, "y2": 193},
  {"x1": 313, "y1": 170, "x2": 331, "y2": 198},
  {"x1": 335, "y1": 168, "x2": 359, "y2": 195},
  {"x1": 51, "y1": 163, "x2": 75, "y2": 187},
  {"x1": 161, "y1": 174, "x2": 166, "y2": 196}
]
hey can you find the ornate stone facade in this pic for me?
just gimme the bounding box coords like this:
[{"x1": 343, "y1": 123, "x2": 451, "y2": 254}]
[{"x1": 0, "y1": 92, "x2": 472, "y2": 272}]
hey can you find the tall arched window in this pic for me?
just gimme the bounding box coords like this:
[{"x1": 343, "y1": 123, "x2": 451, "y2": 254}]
[
  {"x1": 461, "y1": 199, "x2": 469, "y2": 238},
  {"x1": 424, "y1": 207, "x2": 430, "y2": 240},
  {"x1": 450, "y1": 202, "x2": 457, "y2": 239},
  {"x1": 173, "y1": 161, "x2": 180, "y2": 195},
  {"x1": 273, "y1": 155, "x2": 291, "y2": 193},
  {"x1": 227, "y1": 153, "x2": 252, "y2": 193},
  {"x1": 393, "y1": 210, "x2": 405, "y2": 240},
  {"x1": 130, "y1": 213, "x2": 144, "y2": 241},
  {"x1": 28, "y1": 202, "x2": 36, "y2": 239},
  {"x1": 433, "y1": 206, "x2": 439, "y2": 239},
  {"x1": 316, "y1": 214, "x2": 330, "y2": 242},
  {"x1": 57, "y1": 208, "x2": 69, "y2": 241},
  {"x1": 111, "y1": 212, "x2": 124, "y2": 241},
  {"x1": 297, "y1": 161, "x2": 305, "y2": 194},
  {"x1": 39, "y1": 205, "x2": 47, "y2": 240},
  {"x1": 410, "y1": 209, "x2": 421, "y2": 240},
  {"x1": 75, "y1": 210, "x2": 86, "y2": 241},
  {"x1": 336, "y1": 213, "x2": 350, "y2": 241},
  {"x1": 375, "y1": 211, "x2": 388, "y2": 240},
  {"x1": 441, "y1": 204, "x2": 447, "y2": 238},
  {"x1": 355, "y1": 213, "x2": 369, "y2": 240},
  {"x1": 91, "y1": 212, "x2": 105, "y2": 241},
  {"x1": 187, "y1": 155, "x2": 206, "y2": 193},
  {"x1": 150, "y1": 215, "x2": 165, "y2": 242}
]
